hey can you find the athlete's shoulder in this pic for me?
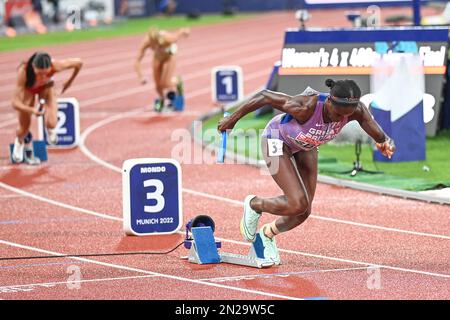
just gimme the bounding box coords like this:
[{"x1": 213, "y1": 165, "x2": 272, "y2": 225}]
[{"x1": 16, "y1": 64, "x2": 27, "y2": 84}]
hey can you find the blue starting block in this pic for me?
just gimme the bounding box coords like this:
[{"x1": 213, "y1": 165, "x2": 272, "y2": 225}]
[
  {"x1": 153, "y1": 94, "x2": 184, "y2": 113},
  {"x1": 173, "y1": 94, "x2": 184, "y2": 112},
  {"x1": 188, "y1": 227, "x2": 221, "y2": 264},
  {"x1": 9, "y1": 133, "x2": 48, "y2": 165},
  {"x1": 182, "y1": 215, "x2": 274, "y2": 268}
]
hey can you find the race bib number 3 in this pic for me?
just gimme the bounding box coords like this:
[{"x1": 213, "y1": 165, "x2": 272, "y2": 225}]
[{"x1": 268, "y1": 139, "x2": 283, "y2": 157}]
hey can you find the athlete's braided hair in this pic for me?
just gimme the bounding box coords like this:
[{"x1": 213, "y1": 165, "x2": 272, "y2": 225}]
[{"x1": 325, "y1": 79, "x2": 361, "y2": 106}]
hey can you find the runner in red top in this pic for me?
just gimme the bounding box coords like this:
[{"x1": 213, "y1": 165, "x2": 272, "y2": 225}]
[{"x1": 11, "y1": 52, "x2": 83, "y2": 162}]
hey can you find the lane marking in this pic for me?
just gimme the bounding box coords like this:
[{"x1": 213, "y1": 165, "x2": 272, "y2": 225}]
[
  {"x1": 0, "y1": 182, "x2": 121, "y2": 222},
  {"x1": 0, "y1": 216, "x2": 98, "y2": 226},
  {"x1": 214, "y1": 236, "x2": 450, "y2": 279},
  {"x1": 81, "y1": 114, "x2": 450, "y2": 241},
  {"x1": 0, "y1": 266, "x2": 368, "y2": 293},
  {"x1": 0, "y1": 239, "x2": 302, "y2": 300},
  {"x1": 0, "y1": 32, "x2": 281, "y2": 107},
  {"x1": 2, "y1": 180, "x2": 450, "y2": 279},
  {"x1": 200, "y1": 266, "x2": 371, "y2": 283},
  {"x1": 0, "y1": 69, "x2": 448, "y2": 282},
  {"x1": 0, "y1": 260, "x2": 89, "y2": 270},
  {"x1": 0, "y1": 275, "x2": 157, "y2": 293}
]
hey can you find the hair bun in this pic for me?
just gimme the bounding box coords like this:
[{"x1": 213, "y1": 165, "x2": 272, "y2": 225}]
[
  {"x1": 325, "y1": 79, "x2": 335, "y2": 88},
  {"x1": 325, "y1": 79, "x2": 336, "y2": 88}
]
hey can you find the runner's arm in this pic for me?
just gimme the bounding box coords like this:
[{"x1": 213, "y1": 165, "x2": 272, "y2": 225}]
[
  {"x1": 135, "y1": 38, "x2": 150, "y2": 84},
  {"x1": 53, "y1": 58, "x2": 83, "y2": 94},
  {"x1": 11, "y1": 70, "x2": 40, "y2": 115},
  {"x1": 218, "y1": 89, "x2": 307, "y2": 132},
  {"x1": 350, "y1": 103, "x2": 395, "y2": 158}
]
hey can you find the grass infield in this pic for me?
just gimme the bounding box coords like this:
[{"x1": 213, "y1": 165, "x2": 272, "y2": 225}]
[{"x1": 0, "y1": 14, "x2": 253, "y2": 52}]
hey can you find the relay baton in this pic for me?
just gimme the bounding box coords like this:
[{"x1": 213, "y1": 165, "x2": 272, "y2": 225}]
[{"x1": 217, "y1": 112, "x2": 230, "y2": 163}]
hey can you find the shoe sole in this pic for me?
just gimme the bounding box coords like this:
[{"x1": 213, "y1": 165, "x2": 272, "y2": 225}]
[{"x1": 12, "y1": 156, "x2": 23, "y2": 163}]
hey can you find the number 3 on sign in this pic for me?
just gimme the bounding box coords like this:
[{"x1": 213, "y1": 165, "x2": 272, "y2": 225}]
[
  {"x1": 143, "y1": 179, "x2": 165, "y2": 213},
  {"x1": 268, "y1": 139, "x2": 283, "y2": 157}
]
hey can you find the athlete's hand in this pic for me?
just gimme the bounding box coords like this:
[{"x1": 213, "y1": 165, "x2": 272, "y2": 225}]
[
  {"x1": 180, "y1": 28, "x2": 190, "y2": 37},
  {"x1": 33, "y1": 108, "x2": 45, "y2": 117},
  {"x1": 376, "y1": 137, "x2": 395, "y2": 159},
  {"x1": 217, "y1": 115, "x2": 236, "y2": 133},
  {"x1": 140, "y1": 77, "x2": 148, "y2": 85}
]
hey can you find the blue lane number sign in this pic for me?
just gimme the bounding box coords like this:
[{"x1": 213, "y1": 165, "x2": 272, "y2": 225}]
[
  {"x1": 123, "y1": 158, "x2": 183, "y2": 236},
  {"x1": 38, "y1": 98, "x2": 80, "y2": 148},
  {"x1": 211, "y1": 66, "x2": 244, "y2": 103}
]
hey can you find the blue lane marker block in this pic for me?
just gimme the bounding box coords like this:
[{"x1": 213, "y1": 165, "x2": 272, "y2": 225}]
[
  {"x1": 9, "y1": 140, "x2": 47, "y2": 163},
  {"x1": 33, "y1": 140, "x2": 48, "y2": 161},
  {"x1": 173, "y1": 95, "x2": 184, "y2": 111},
  {"x1": 252, "y1": 233, "x2": 265, "y2": 259},
  {"x1": 191, "y1": 226, "x2": 221, "y2": 264}
]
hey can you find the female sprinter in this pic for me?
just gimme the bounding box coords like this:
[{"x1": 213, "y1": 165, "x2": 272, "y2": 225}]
[
  {"x1": 135, "y1": 27, "x2": 190, "y2": 111},
  {"x1": 218, "y1": 79, "x2": 396, "y2": 265},
  {"x1": 11, "y1": 52, "x2": 83, "y2": 162}
]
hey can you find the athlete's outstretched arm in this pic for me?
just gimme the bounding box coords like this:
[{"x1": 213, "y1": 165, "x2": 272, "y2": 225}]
[
  {"x1": 53, "y1": 58, "x2": 83, "y2": 94},
  {"x1": 350, "y1": 103, "x2": 395, "y2": 158},
  {"x1": 135, "y1": 38, "x2": 150, "y2": 84},
  {"x1": 218, "y1": 89, "x2": 302, "y2": 132},
  {"x1": 161, "y1": 28, "x2": 190, "y2": 44}
]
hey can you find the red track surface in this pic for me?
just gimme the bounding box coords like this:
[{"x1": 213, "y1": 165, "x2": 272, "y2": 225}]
[{"x1": 0, "y1": 11, "x2": 449, "y2": 300}]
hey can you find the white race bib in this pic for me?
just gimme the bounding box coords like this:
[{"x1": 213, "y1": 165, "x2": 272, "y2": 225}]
[{"x1": 268, "y1": 139, "x2": 283, "y2": 157}]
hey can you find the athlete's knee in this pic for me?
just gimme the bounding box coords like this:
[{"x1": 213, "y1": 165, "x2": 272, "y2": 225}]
[
  {"x1": 156, "y1": 84, "x2": 165, "y2": 93},
  {"x1": 163, "y1": 80, "x2": 173, "y2": 89},
  {"x1": 284, "y1": 195, "x2": 309, "y2": 216},
  {"x1": 289, "y1": 211, "x2": 311, "y2": 226},
  {"x1": 298, "y1": 208, "x2": 311, "y2": 218},
  {"x1": 16, "y1": 126, "x2": 28, "y2": 138},
  {"x1": 45, "y1": 113, "x2": 58, "y2": 129}
]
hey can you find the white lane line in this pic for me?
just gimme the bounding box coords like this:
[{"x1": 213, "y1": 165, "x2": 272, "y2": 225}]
[
  {"x1": 200, "y1": 266, "x2": 371, "y2": 283},
  {"x1": 0, "y1": 239, "x2": 302, "y2": 300},
  {"x1": 0, "y1": 266, "x2": 370, "y2": 292},
  {"x1": 76, "y1": 49, "x2": 278, "y2": 108},
  {"x1": 312, "y1": 215, "x2": 450, "y2": 240},
  {"x1": 0, "y1": 275, "x2": 158, "y2": 292},
  {"x1": 214, "y1": 237, "x2": 450, "y2": 279},
  {"x1": 179, "y1": 191, "x2": 450, "y2": 240},
  {"x1": 0, "y1": 118, "x2": 16, "y2": 129},
  {"x1": 0, "y1": 182, "x2": 121, "y2": 222},
  {"x1": 8, "y1": 65, "x2": 448, "y2": 279},
  {"x1": 0, "y1": 54, "x2": 448, "y2": 284},
  {"x1": 1, "y1": 180, "x2": 449, "y2": 280}
]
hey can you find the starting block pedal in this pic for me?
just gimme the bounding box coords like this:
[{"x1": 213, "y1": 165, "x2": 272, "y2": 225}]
[
  {"x1": 172, "y1": 94, "x2": 184, "y2": 112},
  {"x1": 181, "y1": 215, "x2": 274, "y2": 269},
  {"x1": 220, "y1": 233, "x2": 273, "y2": 268},
  {"x1": 187, "y1": 226, "x2": 221, "y2": 264},
  {"x1": 9, "y1": 134, "x2": 48, "y2": 165}
]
